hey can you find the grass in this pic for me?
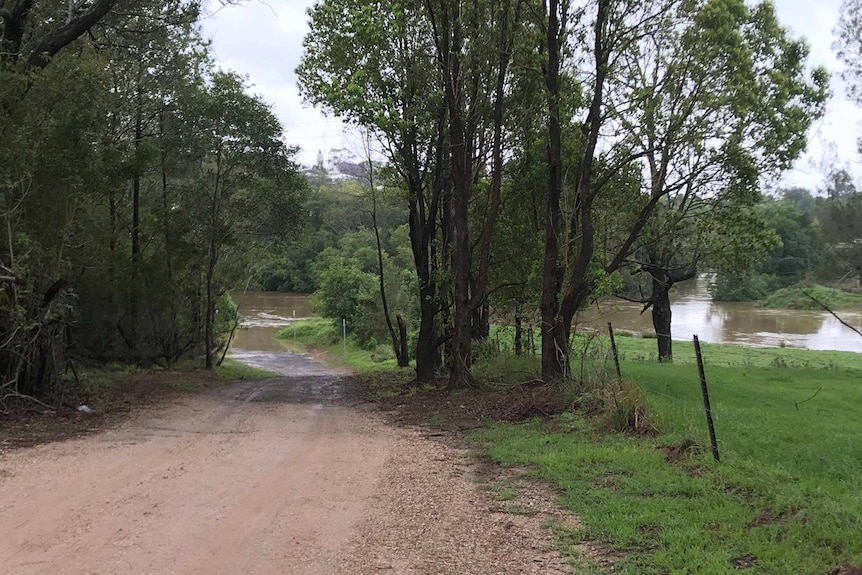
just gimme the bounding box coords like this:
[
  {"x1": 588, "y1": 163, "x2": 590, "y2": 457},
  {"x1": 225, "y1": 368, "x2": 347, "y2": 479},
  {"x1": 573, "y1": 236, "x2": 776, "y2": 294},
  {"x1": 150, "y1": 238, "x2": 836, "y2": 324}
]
[
  {"x1": 215, "y1": 358, "x2": 278, "y2": 380},
  {"x1": 470, "y1": 342, "x2": 862, "y2": 574},
  {"x1": 762, "y1": 284, "x2": 862, "y2": 311},
  {"x1": 275, "y1": 317, "x2": 406, "y2": 374},
  {"x1": 600, "y1": 333, "x2": 862, "y2": 371}
]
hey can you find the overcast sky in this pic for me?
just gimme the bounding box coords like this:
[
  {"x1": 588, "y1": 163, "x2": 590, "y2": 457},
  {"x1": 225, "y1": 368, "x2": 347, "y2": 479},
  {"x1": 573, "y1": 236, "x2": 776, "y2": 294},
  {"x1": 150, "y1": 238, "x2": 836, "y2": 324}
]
[{"x1": 201, "y1": 0, "x2": 862, "y2": 192}]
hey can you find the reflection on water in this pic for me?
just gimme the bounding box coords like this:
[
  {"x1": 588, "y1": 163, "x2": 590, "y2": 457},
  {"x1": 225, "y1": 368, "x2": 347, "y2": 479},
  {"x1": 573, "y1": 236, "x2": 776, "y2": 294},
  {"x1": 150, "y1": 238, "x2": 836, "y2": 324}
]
[
  {"x1": 231, "y1": 282, "x2": 862, "y2": 355},
  {"x1": 577, "y1": 276, "x2": 862, "y2": 353},
  {"x1": 229, "y1": 291, "x2": 313, "y2": 353}
]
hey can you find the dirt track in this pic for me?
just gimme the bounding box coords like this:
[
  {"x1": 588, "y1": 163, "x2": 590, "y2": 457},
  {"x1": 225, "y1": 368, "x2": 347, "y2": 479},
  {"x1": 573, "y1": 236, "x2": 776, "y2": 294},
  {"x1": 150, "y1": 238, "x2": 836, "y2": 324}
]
[{"x1": 0, "y1": 352, "x2": 571, "y2": 574}]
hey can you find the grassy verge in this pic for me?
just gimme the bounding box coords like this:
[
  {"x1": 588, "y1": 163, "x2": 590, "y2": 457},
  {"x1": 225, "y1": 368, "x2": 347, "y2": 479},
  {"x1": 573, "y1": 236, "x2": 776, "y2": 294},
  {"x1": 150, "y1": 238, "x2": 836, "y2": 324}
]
[
  {"x1": 471, "y1": 342, "x2": 862, "y2": 574},
  {"x1": 276, "y1": 318, "x2": 406, "y2": 374},
  {"x1": 762, "y1": 284, "x2": 862, "y2": 311}
]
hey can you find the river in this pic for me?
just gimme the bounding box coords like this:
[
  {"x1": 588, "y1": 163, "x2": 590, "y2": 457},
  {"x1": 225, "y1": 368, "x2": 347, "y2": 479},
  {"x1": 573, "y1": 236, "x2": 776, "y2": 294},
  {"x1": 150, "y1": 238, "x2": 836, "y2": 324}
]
[
  {"x1": 231, "y1": 278, "x2": 862, "y2": 354},
  {"x1": 230, "y1": 291, "x2": 313, "y2": 353}
]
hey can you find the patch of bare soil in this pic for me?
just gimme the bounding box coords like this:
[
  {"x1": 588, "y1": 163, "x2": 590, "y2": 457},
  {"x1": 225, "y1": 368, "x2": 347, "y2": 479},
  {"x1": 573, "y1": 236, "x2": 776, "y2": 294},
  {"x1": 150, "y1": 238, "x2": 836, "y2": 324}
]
[
  {"x1": 829, "y1": 564, "x2": 862, "y2": 575},
  {"x1": 0, "y1": 368, "x2": 229, "y2": 455},
  {"x1": 372, "y1": 382, "x2": 577, "y2": 433},
  {"x1": 333, "y1": 429, "x2": 573, "y2": 575},
  {"x1": 362, "y1": 378, "x2": 621, "y2": 572}
]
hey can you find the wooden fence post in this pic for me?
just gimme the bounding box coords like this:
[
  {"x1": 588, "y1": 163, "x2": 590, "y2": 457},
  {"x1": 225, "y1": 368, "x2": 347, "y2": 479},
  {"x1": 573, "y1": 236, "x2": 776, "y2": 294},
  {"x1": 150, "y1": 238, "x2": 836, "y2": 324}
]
[
  {"x1": 693, "y1": 335, "x2": 720, "y2": 462},
  {"x1": 608, "y1": 322, "x2": 622, "y2": 381}
]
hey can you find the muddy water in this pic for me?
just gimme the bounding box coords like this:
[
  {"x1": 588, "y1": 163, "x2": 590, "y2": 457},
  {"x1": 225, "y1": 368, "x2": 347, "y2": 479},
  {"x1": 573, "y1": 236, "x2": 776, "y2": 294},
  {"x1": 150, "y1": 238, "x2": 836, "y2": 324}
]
[
  {"x1": 229, "y1": 291, "x2": 313, "y2": 353},
  {"x1": 226, "y1": 291, "x2": 336, "y2": 376},
  {"x1": 577, "y1": 276, "x2": 862, "y2": 353},
  {"x1": 230, "y1": 281, "x2": 862, "y2": 355}
]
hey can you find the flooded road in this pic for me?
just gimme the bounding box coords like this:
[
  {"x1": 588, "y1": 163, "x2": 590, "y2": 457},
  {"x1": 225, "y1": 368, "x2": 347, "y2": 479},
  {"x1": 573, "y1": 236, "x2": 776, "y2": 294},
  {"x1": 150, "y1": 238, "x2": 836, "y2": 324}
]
[
  {"x1": 229, "y1": 291, "x2": 312, "y2": 354},
  {"x1": 231, "y1": 281, "x2": 862, "y2": 354}
]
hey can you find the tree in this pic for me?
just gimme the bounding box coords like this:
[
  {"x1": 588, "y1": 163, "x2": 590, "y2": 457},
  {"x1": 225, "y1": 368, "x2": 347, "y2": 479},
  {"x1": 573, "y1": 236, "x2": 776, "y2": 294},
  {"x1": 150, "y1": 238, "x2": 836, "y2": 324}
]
[
  {"x1": 1, "y1": 0, "x2": 120, "y2": 69},
  {"x1": 534, "y1": 0, "x2": 827, "y2": 380},
  {"x1": 182, "y1": 71, "x2": 305, "y2": 369},
  {"x1": 423, "y1": 0, "x2": 517, "y2": 388},
  {"x1": 298, "y1": 0, "x2": 448, "y2": 383},
  {"x1": 819, "y1": 169, "x2": 862, "y2": 284},
  {"x1": 622, "y1": 204, "x2": 779, "y2": 361}
]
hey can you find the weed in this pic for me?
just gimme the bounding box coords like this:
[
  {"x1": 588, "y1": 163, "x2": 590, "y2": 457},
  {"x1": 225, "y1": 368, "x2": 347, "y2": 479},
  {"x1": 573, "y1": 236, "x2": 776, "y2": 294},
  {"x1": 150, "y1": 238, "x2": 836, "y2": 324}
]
[
  {"x1": 505, "y1": 504, "x2": 538, "y2": 516},
  {"x1": 428, "y1": 414, "x2": 447, "y2": 429},
  {"x1": 482, "y1": 479, "x2": 519, "y2": 501}
]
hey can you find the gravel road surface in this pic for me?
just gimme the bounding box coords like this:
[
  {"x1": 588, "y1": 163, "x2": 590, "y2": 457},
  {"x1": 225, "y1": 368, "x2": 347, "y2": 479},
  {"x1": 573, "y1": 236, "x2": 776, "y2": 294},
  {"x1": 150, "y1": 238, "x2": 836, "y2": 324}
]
[{"x1": 0, "y1": 350, "x2": 570, "y2": 574}]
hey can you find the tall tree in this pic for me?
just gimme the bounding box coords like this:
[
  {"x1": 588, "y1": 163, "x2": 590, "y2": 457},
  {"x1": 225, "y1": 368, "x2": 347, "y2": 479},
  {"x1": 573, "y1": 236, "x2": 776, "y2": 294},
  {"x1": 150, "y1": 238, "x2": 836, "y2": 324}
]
[
  {"x1": 182, "y1": 71, "x2": 305, "y2": 369},
  {"x1": 298, "y1": 0, "x2": 448, "y2": 383},
  {"x1": 535, "y1": 0, "x2": 827, "y2": 381}
]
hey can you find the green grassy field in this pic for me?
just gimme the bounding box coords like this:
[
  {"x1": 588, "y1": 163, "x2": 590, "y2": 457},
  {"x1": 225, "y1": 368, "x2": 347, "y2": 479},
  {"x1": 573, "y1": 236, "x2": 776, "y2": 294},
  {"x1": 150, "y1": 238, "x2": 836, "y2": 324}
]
[{"x1": 473, "y1": 340, "x2": 862, "y2": 574}]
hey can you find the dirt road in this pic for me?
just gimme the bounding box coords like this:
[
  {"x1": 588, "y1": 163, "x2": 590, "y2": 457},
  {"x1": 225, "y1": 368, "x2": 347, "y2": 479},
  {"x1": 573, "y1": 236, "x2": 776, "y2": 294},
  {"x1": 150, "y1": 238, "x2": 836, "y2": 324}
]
[{"x1": 0, "y1": 352, "x2": 570, "y2": 574}]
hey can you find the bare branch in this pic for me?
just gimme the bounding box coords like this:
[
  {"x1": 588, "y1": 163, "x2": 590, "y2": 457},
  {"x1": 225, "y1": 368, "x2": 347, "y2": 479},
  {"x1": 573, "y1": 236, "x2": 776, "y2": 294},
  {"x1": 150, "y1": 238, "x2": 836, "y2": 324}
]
[{"x1": 803, "y1": 290, "x2": 862, "y2": 338}]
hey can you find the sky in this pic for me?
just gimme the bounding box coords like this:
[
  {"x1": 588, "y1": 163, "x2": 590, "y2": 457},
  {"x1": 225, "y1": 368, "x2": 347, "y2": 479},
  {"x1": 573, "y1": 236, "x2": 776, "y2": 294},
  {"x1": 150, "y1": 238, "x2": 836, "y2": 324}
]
[{"x1": 201, "y1": 0, "x2": 862, "y2": 192}]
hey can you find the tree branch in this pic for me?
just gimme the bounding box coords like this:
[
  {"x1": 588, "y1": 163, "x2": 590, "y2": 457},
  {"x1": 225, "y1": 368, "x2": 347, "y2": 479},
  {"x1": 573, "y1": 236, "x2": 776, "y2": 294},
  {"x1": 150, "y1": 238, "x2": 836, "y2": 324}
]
[
  {"x1": 26, "y1": 0, "x2": 118, "y2": 68},
  {"x1": 803, "y1": 290, "x2": 862, "y2": 338}
]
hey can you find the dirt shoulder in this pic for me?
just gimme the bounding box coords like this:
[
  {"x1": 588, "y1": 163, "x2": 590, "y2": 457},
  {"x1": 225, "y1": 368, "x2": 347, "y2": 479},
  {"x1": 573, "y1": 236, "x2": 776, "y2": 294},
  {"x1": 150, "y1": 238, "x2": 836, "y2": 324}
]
[
  {"x1": 0, "y1": 366, "x2": 249, "y2": 455},
  {"x1": 0, "y1": 362, "x2": 576, "y2": 574}
]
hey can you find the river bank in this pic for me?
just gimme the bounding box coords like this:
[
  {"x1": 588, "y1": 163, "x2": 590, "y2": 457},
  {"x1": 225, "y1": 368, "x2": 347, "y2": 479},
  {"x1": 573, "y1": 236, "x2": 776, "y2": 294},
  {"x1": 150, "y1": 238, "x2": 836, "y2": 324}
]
[{"x1": 233, "y1": 282, "x2": 862, "y2": 354}]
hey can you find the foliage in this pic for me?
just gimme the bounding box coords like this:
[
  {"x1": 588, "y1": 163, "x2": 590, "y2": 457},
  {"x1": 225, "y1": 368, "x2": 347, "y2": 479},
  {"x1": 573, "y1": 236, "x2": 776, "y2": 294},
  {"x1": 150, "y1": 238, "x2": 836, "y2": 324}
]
[
  {"x1": 711, "y1": 198, "x2": 823, "y2": 301},
  {"x1": 310, "y1": 239, "x2": 418, "y2": 350},
  {"x1": 0, "y1": 0, "x2": 306, "y2": 402}
]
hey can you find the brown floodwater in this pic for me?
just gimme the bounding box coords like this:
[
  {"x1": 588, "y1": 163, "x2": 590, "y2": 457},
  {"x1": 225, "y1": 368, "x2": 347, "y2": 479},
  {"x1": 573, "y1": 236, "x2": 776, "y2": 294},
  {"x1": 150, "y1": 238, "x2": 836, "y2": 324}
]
[
  {"x1": 229, "y1": 291, "x2": 313, "y2": 353},
  {"x1": 230, "y1": 279, "x2": 862, "y2": 354},
  {"x1": 576, "y1": 276, "x2": 862, "y2": 353}
]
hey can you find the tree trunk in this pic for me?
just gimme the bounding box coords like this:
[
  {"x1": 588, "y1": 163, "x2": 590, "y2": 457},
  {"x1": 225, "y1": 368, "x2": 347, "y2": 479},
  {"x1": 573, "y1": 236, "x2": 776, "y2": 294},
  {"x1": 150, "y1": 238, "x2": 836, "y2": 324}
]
[
  {"x1": 540, "y1": 0, "x2": 565, "y2": 383},
  {"x1": 471, "y1": 288, "x2": 490, "y2": 341},
  {"x1": 204, "y1": 255, "x2": 215, "y2": 370},
  {"x1": 408, "y1": 171, "x2": 441, "y2": 382},
  {"x1": 369, "y1": 144, "x2": 408, "y2": 368},
  {"x1": 651, "y1": 277, "x2": 673, "y2": 362},
  {"x1": 159, "y1": 111, "x2": 178, "y2": 365},
  {"x1": 415, "y1": 294, "x2": 438, "y2": 382},
  {"x1": 129, "y1": 104, "x2": 143, "y2": 352},
  {"x1": 442, "y1": 1, "x2": 474, "y2": 390},
  {"x1": 396, "y1": 314, "x2": 409, "y2": 368},
  {"x1": 514, "y1": 303, "x2": 522, "y2": 356},
  {"x1": 541, "y1": 0, "x2": 611, "y2": 383}
]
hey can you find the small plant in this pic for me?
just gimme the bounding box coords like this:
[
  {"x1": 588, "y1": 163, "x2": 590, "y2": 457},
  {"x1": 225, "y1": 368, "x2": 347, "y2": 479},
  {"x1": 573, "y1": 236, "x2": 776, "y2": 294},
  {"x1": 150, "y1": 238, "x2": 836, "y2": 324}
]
[
  {"x1": 482, "y1": 479, "x2": 519, "y2": 501},
  {"x1": 428, "y1": 414, "x2": 447, "y2": 429},
  {"x1": 600, "y1": 379, "x2": 656, "y2": 435},
  {"x1": 505, "y1": 504, "x2": 538, "y2": 516}
]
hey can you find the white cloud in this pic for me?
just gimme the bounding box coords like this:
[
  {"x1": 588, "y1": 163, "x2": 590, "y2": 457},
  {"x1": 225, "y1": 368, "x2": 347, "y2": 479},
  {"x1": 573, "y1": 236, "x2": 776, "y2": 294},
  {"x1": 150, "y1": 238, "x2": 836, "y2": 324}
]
[
  {"x1": 201, "y1": 0, "x2": 862, "y2": 186},
  {"x1": 201, "y1": 0, "x2": 347, "y2": 166}
]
